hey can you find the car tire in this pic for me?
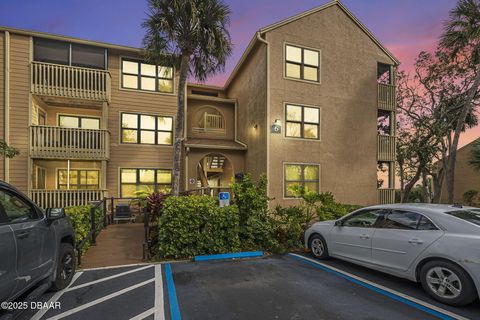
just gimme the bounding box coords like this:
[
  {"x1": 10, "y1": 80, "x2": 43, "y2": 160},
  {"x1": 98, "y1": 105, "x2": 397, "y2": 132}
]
[
  {"x1": 309, "y1": 234, "x2": 330, "y2": 260},
  {"x1": 50, "y1": 243, "x2": 76, "y2": 291},
  {"x1": 420, "y1": 260, "x2": 478, "y2": 306}
]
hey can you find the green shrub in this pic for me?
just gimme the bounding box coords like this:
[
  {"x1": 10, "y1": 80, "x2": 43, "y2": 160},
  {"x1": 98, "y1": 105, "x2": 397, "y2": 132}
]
[
  {"x1": 157, "y1": 196, "x2": 241, "y2": 258},
  {"x1": 272, "y1": 206, "x2": 306, "y2": 251},
  {"x1": 65, "y1": 205, "x2": 103, "y2": 253},
  {"x1": 463, "y1": 189, "x2": 478, "y2": 206}
]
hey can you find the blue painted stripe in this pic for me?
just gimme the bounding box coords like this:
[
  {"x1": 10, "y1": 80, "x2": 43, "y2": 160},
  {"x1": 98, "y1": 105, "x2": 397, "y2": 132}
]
[
  {"x1": 165, "y1": 263, "x2": 181, "y2": 320},
  {"x1": 194, "y1": 251, "x2": 263, "y2": 262},
  {"x1": 288, "y1": 254, "x2": 455, "y2": 320}
]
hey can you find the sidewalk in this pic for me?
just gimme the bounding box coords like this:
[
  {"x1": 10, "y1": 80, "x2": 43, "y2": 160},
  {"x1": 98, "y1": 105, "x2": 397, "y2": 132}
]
[{"x1": 80, "y1": 223, "x2": 144, "y2": 269}]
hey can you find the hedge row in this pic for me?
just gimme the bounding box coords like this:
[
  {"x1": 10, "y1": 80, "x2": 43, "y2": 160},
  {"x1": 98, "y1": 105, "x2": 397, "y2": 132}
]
[{"x1": 65, "y1": 205, "x2": 103, "y2": 253}]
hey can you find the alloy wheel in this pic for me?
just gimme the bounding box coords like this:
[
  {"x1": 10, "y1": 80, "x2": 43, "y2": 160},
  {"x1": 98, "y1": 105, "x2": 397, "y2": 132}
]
[
  {"x1": 426, "y1": 267, "x2": 462, "y2": 299},
  {"x1": 311, "y1": 238, "x2": 324, "y2": 257}
]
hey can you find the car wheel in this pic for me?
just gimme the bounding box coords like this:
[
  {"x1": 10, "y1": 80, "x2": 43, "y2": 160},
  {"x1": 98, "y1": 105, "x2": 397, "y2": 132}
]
[
  {"x1": 50, "y1": 243, "x2": 76, "y2": 291},
  {"x1": 309, "y1": 234, "x2": 330, "y2": 260},
  {"x1": 420, "y1": 260, "x2": 477, "y2": 306}
]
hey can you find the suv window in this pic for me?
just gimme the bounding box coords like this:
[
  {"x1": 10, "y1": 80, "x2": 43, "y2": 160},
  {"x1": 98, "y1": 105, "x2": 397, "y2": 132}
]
[
  {"x1": 0, "y1": 190, "x2": 37, "y2": 223},
  {"x1": 342, "y1": 209, "x2": 384, "y2": 228}
]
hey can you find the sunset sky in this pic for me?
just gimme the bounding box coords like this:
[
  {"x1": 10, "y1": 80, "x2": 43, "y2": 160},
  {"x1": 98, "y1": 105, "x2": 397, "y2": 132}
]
[{"x1": 1, "y1": 0, "x2": 477, "y2": 146}]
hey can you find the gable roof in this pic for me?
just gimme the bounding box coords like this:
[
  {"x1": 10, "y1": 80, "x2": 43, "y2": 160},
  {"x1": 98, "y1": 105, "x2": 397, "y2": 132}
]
[{"x1": 224, "y1": 0, "x2": 399, "y2": 89}]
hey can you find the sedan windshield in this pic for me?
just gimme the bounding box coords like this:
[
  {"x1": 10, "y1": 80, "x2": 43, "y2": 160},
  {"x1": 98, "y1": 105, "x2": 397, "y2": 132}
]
[{"x1": 446, "y1": 209, "x2": 480, "y2": 226}]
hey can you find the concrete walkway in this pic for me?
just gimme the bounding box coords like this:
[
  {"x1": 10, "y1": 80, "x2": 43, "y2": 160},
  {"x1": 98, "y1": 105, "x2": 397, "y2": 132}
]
[{"x1": 80, "y1": 223, "x2": 144, "y2": 269}]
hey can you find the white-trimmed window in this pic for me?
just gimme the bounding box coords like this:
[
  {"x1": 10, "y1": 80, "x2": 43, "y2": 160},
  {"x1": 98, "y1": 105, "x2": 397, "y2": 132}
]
[
  {"x1": 284, "y1": 163, "x2": 320, "y2": 197},
  {"x1": 121, "y1": 113, "x2": 173, "y2": 145},
  {"x1": 285, "y1": 44, "x2": 320, "y2": 82},
  {"x1": 121, "y1": 59, "x2": 173, "y2": 93},
  {"x1": 285, "y1": 104, "x2": 320, "y2": 139},
  {"x1": 120, "y1": 168, "x2": 172, "y2": 197}
]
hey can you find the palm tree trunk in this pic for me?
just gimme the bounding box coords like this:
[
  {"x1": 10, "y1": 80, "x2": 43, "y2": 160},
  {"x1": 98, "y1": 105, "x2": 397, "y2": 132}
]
[
  {"x1": 172, "y1": 54, "x2": 190, "y2": 196},
  {"x1": 445, "y1": 70, "x2": 480, "y2": 203}
]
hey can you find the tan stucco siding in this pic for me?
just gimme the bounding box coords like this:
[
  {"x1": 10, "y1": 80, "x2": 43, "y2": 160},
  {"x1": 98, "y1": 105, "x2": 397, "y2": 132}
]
[
  {"x1": 440, "y1": 142, "x2": 480, "y2": 203},
  {"x1": 227, "y1": 43, "x2": 267, "y2": 181},
  {"x1": 0, "y1": 32, "x2": 5, "y2": 180},
  {"x1": 265, "y1": 5, "x2": 394, "y2": 206},
  {"x1": 106, "y1": 52, "x2": 178, "y2": 197},
  {"x1": 8, "y1": 34, "x2": 30, "y2": 192}
]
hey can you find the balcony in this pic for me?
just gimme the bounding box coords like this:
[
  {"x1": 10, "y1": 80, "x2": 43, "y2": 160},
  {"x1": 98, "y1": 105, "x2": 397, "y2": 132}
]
[
  {"x1": 31, "y1": 61, "x2": 111, "y2": 102},
  {"x1": 30, "y1": 189, "x2": 105, "y2": 209},
  {"x1": 192, "y1": 113, "x2": 226, "y2": 134},
  {"x1": 30, "y1": 125, "x2": 110, "y2": 160},
  {"x1": 377, "y1": 83, "x2": 396, "y2": 111},
  {"x1": 377, "y1": 135, "x2": 396, "y2": 161},
  {"x1": 378, "y1": 188, "x2": 395, "y2": 204}
]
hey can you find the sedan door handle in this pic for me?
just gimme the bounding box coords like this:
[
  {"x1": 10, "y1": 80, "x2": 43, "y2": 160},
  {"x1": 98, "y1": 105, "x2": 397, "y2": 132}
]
[
  {"x1": 408, "y1": 238, "x2": 423, "y2": 245},
  {"x1": 15, "y1": 231, "x2": 29, "y2": 239},
  {"x1": 359, "y1": 234, "x2": 370, "y2": 239}
]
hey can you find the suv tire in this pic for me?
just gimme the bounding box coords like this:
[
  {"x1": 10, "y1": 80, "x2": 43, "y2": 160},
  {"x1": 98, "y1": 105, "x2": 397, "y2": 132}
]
[{"x1": 50, "y1": 243, "x2": 76, "y2": 291}]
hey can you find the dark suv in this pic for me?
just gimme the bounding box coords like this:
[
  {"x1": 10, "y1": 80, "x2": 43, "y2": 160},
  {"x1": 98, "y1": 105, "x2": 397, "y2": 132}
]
[{"x1": 0, "y1": 181, "x2": 76, "y2": 304}]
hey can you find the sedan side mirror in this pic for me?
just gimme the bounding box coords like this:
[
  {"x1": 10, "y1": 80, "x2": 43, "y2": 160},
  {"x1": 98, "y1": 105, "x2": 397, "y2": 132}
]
[
  {"x1": 46, "y1": 208, "x2": 65, "y2": 220},
  {"x1": 334, "y1": 220, "x2": 343, "y2": 227}
]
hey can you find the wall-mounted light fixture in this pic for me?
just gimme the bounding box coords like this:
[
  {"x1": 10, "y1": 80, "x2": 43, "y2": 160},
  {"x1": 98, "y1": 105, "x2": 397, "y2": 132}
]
[{"x1": 271, "y1": 119, "x2": 282, "y2": 134}]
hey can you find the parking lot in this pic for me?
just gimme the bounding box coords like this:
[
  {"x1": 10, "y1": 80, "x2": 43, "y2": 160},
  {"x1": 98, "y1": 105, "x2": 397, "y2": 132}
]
[{"x1": 4, "y1": 254, "x2": 479, "y2": 320}]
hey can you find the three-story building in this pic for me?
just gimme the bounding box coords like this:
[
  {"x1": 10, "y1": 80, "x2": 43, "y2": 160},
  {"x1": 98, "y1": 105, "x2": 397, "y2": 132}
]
[{"x1": 0, "y1": 0, "x2": 397, "y2": 208}]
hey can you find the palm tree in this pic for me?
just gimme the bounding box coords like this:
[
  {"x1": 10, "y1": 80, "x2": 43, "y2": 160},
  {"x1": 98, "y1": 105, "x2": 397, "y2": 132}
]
[
  {"x1": 142, "y1": 0, "x2": 233, "y2": 195},
  {"x1": 439, "y1": 0, "x2": 480, "y2": 203}
]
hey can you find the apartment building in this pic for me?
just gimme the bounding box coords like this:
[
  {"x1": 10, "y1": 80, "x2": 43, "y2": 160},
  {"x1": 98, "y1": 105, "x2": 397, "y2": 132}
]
[{"x1": 0, "y1": 1, "x2": 397, "y2": 208}]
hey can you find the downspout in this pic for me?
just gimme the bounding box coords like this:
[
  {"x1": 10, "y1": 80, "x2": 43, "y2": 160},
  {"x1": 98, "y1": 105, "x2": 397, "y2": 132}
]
[
  {"x1": 233, "y1": 100, "x2": 247, "y2": 148},
  {"x1": 256, "y1": 32, "x2": 270, "y2": 193},
  {"x1": 4, "y1": 31, "x2": 10, "y2": 182}
]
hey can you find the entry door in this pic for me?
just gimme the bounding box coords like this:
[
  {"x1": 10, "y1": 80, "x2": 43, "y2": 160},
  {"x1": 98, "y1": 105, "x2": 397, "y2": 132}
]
[
  {"x1": 0, "y1": 220, "x2": 17, "y2": 302},
  {"x1": 372, "y1": 210, "x2": 444, "y2": 271},
  {"x1": 329, "y1": 209, "x2": 385, "y2": 264},
  {"x1": 0, "y1": 190, "x2": 55, "y2": 292}
]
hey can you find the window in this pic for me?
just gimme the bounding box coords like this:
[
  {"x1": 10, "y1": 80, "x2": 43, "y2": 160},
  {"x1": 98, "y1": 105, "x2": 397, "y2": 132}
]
[
  {"x1": 121, "y1": 59, "x2": 174, "y2": 93},
  {"x1": 342, "y1": 209, "x2": 385, "y2": 228},
  {"x1": 121, "y1": 113, "x2": 173, "y2": 145},
  {"x1": 285, "y1": 104, "x2": 320, "y2": 139},
  {"x1": 0, "y1": 190, "x2": 37, "y2": 223},
  {"x1": 120, "y1": 169, "x2": 172, "y2": 197},
  {"x1": 446, "y1": 209, "x2": 480, "y2": 226},
  {"x1": 284, "y1": 164, "x2": 319, "y2": 197},
  {"x1": 59, "y1": 115, "x2": 100, "y2": 129},
  {"x1": 57, "y1": 169, "x2": 99, "y2": 190},
  {"x1": 285, "y1": 44, "x2": 320, "y2": 82},
  {"x1": 33, "y1": 38, "x2": 107, "y2": 69},
  {"x1": 376, "y1": 210, "x2": 438, "y2": 230}
]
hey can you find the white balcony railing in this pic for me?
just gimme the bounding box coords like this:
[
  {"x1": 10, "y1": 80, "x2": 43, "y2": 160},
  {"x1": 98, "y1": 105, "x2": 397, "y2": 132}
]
[
  {"x1": 30, "y1": 125, "x2": 110, "y2": 160},
  {"x1": 192, "y1": 113, "x2": 225, "y2": 134},
  {"x1": 30, "y1": 189, "x2": 105, "y2": 209},
  {"x1": 31, "y1": 61, "x2": 111, "y2": 102}
]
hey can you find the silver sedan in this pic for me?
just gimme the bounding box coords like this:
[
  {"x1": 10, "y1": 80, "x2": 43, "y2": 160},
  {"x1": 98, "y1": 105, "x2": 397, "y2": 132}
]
[{"x1": 304, "y1": 204, "x2": 480, "y2": 306}]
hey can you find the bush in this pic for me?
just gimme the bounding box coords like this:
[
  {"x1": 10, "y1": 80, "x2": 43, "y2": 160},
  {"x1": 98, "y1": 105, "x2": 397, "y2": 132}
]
[
  {"x1": 272, "y1": 206, "x2": 306, "y2": 251},
  {"x1": 65, "y1": 205, "x2": 103, "y2": 253},
  {"x1": 463, "y1": 189, "x2": 478, "y2": 206},
  {"x1": 157, "y1": 196, "x2": 241, "y2": 258}
]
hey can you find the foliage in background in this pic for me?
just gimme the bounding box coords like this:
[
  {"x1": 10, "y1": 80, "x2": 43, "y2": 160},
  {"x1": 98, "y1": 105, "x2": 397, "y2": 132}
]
[
  {"x1": 0, "y1": 140, "x2": 19, "y2": 158},
  {"x1": 462, "y1": 189, "x2": 479, "y2": 206},
  {"x1": 65, "y1": 205, "x2": 103, "y2": 253},
  {"x1": 469, "y1": 140, "x2": 480, "y2": 171}
]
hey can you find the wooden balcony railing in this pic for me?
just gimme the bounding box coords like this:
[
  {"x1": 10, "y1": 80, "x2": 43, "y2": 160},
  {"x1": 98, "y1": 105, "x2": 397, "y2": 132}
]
[
  {"x1": 31, "y1": 61, "x2": 111, "y2": 102},
  {"x1": 192, "y1": 113, "x2": 225, "y2": 134},
  {"x1": 378, "y1": 83, "x2": 396, "y2": 111},
  {"x1": 378, "y1": 188, "x2": 395, "y2": 204},
  {"x1": 377, "y1": 135, "x2": 396, "y2": 161},
  {"x1": 30, "y1": 189, "x2": 106, "y2": 209},
  {"x1": 30, "y1": 125, "x2": 110, "y2": 160}
]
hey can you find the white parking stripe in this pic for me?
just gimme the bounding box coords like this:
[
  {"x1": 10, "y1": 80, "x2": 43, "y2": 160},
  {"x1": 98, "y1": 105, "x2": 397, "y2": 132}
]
[
  {"x1": 31, "y1": 271, "x2": 83, "y2": 320},
  {"x1": 289, "y1": 254, "x2": 468, "y2": 320},
  {"x1": 154, "y1": 264, "x2": 165, "y2": 320},
  {"x1": 46, "y1": 278, "x2": 155, "y2": 320},
  {"x1": 129, "y1": 307, "x2": 155, "y2": 320},
  {"x1": 66, "y1": 265, "x2": 153, "y2": 292}
]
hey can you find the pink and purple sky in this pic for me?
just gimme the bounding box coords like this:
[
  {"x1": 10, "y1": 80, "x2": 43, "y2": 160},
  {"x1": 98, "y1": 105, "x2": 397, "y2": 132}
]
[{"x1": 1, "y1": 0, "x2": 477, "y2": 146}]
